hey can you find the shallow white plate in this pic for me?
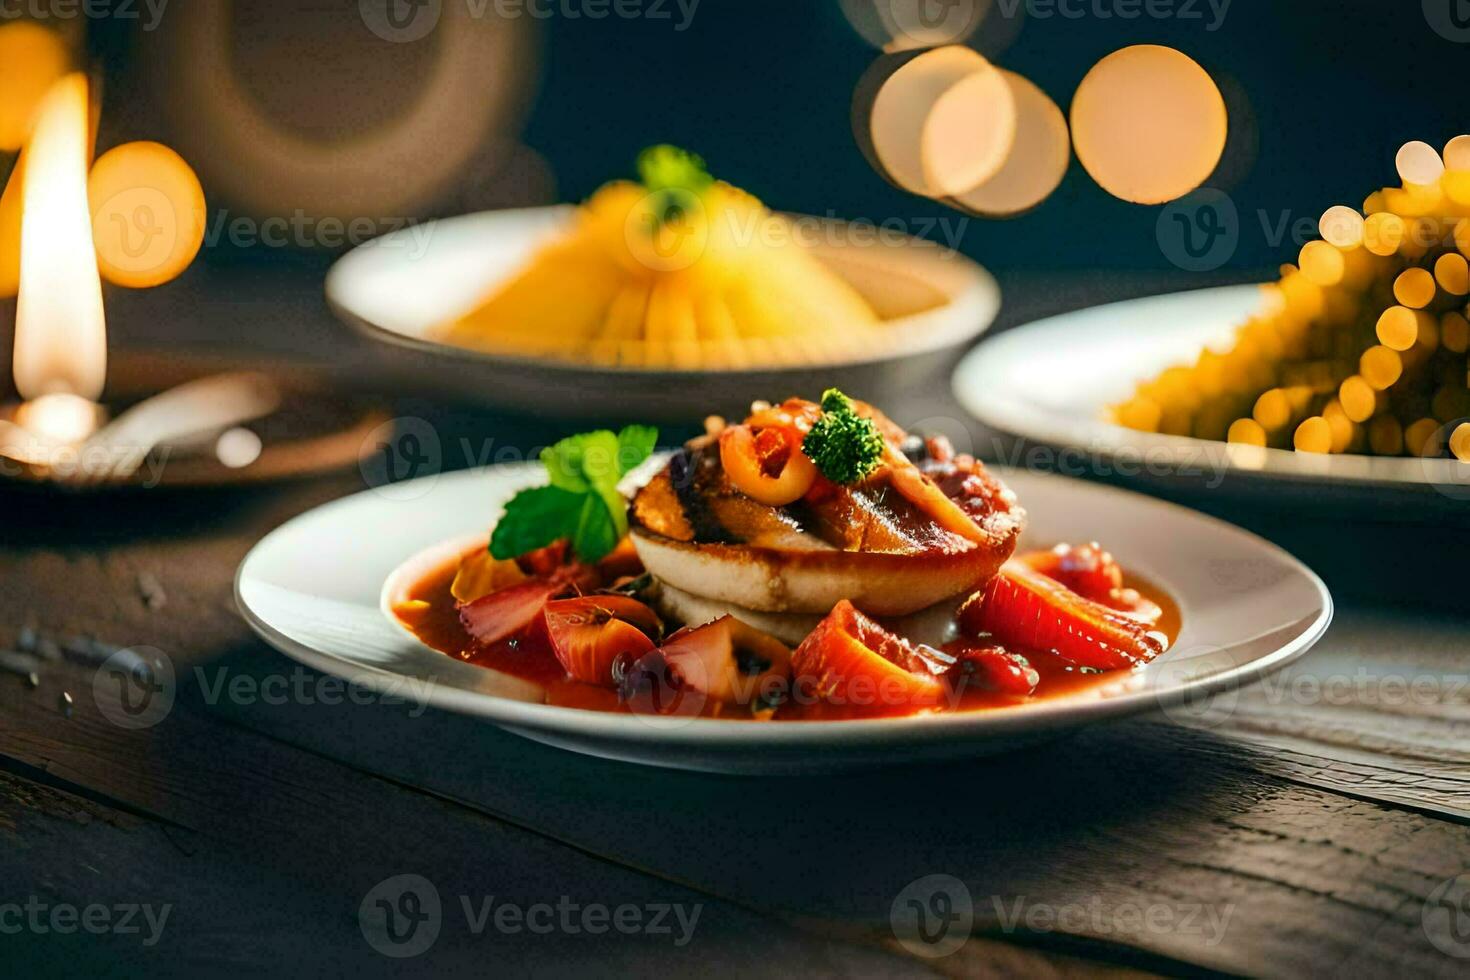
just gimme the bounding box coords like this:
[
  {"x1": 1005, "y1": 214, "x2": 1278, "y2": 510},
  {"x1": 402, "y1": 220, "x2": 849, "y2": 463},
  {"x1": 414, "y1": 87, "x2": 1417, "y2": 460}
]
[
  {"x1": 325, "y1": 206, "x2": 1000, "y2": 422},
  {"x1": 235, "y1": 462, "x2": 1331, "y2": 774},
  {"x1": 953, "y1": 285, "x2": 1470, "y2": 513}
]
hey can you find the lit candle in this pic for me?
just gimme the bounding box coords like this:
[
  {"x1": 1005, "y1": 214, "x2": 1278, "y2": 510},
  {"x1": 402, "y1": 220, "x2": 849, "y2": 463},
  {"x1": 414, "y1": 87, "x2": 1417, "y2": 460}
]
[{"x1": 12, "y1": 72, "x2": 106, "y2": 444}]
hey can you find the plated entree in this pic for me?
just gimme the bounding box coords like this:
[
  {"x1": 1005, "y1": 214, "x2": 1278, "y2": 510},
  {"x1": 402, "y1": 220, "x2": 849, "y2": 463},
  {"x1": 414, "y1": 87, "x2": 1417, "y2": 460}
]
[{"x1": 393, "y1": 391, "x2": 1176, "y2": 720}]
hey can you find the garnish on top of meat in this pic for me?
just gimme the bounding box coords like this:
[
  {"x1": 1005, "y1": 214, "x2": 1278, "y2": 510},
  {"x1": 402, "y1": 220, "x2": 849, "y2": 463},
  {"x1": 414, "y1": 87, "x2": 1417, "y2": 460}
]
[{"x1": 628, "y1": 391, "x2": 1024, "y2": 617}]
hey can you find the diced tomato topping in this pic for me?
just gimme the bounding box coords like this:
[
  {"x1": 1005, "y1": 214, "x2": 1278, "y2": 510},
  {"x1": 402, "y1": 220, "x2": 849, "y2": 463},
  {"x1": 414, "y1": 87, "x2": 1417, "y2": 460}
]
[
  {"x1": 952, "y1": 645, "x2": 1039, "y2": 697},
  {"x1": 541, "y1": 596, "x2": 662, "y2": 687},
  {"x1": 960, "y1": 562, "x2": 1166, "y2": 670},
  {"x1": 790, "y1": 600, "x2": 946, "y2": 714},
  {"x1": 459, "y1": 580, "x2": 562, "y2": 646}
]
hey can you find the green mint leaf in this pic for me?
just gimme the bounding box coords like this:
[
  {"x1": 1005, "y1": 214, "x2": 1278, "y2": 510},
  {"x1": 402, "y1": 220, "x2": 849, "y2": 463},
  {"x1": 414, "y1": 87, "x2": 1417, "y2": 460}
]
[
  {"x1": 572, "y1": 494, "x2": 620, "y2": 563},
  {"x1": 489, "y1": 485, "x2": 585, "y2": 560},
  {"x1": 616, "y1": 425, "x2": 658, "y2": 476},
  {"x1": 541, "y1": 430, "x2": 623, "y2": 495}
]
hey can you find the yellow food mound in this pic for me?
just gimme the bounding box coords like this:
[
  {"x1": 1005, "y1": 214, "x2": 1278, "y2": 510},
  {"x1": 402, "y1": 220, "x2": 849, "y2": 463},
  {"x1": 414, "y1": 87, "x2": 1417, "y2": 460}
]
[
  {"x1": 440, "y1": 147, "x2": 884, "y2": 369},
  {"x1": 1114, "y1": 140, "x2": 1470, "y2": 463}
]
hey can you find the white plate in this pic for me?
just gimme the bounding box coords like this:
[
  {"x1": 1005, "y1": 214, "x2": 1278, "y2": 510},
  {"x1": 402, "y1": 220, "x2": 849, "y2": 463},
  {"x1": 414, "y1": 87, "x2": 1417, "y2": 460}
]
[
  {"x1": 235, "y1": 462, "x2": 1331, "y2": 774},
  {"x1": 325, "y1": 207, "x2": 1000, "y2": 422},
  {"x1": 952, "y1": 285, "x2": 1470, "y2": 512}
]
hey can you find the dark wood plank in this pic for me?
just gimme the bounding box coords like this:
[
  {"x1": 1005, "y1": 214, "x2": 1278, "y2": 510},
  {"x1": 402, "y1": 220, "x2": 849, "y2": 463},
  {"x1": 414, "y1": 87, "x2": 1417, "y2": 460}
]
[
  {"x1": 3, "y1": 437, "x2": 1467, "y2": 977},
  {"x1": 1174, "y1": 609, "x2": 1470, "y2": 823},
  {"x1": 0, "y1": 660, "x2": 929, "y2": 978}
]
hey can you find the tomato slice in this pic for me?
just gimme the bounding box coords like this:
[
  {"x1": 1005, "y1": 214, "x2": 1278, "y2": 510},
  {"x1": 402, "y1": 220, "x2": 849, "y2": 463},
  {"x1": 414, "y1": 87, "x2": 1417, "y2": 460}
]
[
  {"x1": 790, "y1": 600, "x2": 946, "y2": 714},
  {"x1": 542, "y1": 596, "x2": 661, "y2": 687},
  {"x1": 960, "y1": 562, "x2": 1166, "y2": 670},
  {"x1": 459, "y1": 580, "x2": 562, "y2": 646},
  {"x1": 660, "y1": 616, "x2": 791, "y2": 706},
  {"x1": 952, "y1": 645, "x2": 1039, "y2": 697}
]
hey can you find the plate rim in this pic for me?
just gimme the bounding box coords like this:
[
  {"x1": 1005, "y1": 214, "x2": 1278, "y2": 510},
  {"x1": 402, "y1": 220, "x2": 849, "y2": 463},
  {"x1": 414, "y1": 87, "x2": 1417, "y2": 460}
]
[
  {"x1": 234, "y1": 463, "x2": 1334, "y2": 748},
  {"x1": 323, "y1": 205, "x2": 1003, "y2": 378},
  {"x1": 952, "y1": 282, "x2": 1470, "y2": 492}
]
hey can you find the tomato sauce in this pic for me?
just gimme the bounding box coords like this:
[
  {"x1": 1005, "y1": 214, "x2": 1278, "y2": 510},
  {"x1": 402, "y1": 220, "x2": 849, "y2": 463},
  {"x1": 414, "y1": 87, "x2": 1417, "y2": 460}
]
[{"x1": 395, "y1": 551, "x2": 1181, "y2": 722}]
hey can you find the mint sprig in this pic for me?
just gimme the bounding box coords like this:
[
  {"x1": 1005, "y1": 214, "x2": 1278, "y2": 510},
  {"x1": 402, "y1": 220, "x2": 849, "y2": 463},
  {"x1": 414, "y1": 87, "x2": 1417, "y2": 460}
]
[{"x1": 490, "y1": 425, "x2": 658, "y2": 563}]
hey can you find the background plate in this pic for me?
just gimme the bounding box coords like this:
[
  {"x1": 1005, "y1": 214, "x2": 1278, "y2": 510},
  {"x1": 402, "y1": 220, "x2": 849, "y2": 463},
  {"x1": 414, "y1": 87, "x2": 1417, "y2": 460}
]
[
  {"x1": 952, "y1": 284, "x2": 1470, "y2": 516},
  {"x1": 236, "y1": 462, "x2": 1332, "y2": 774},
  {"x1": 325, "y1": 206, "x2": 1000, "y2": 422}
]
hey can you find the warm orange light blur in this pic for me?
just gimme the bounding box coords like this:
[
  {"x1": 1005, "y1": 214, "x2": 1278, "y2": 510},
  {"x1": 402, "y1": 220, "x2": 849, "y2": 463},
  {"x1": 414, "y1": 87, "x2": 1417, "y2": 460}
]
[
  {"x1": 951, "y1": 70, "x2": 1069, "y2": 217},
  {"x1": 868, "y1": 46, "x2": 1016, "y2": 197},
  {"x1": 1070, "y1": 45, "x2": 1227, "y2": 205},
  {"x1": 88, "y1": 141, "x2": 207, "y2": 289},
  {"x1": 1395, "y1": 141, "x2": 1445, "y2": 187},
  {"x1": 14, "y1": 73, "x2": 106, "y2": 403},
  {"x1": 0, "y1": 22, "x2": 70, "y2": 152}
]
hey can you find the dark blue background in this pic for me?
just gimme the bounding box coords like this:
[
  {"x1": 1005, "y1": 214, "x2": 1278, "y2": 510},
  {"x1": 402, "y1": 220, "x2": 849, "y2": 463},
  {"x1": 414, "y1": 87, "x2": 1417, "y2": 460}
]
[{"x1": 522, "y1": 0, "x2": 1469, "y2": 272}]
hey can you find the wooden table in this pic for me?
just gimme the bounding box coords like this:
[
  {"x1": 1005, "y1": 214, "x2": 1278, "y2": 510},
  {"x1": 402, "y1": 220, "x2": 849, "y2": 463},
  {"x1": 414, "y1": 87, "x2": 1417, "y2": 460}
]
[{"x1": 3, "y1": 268, "x2": 1467, "y2": 977}]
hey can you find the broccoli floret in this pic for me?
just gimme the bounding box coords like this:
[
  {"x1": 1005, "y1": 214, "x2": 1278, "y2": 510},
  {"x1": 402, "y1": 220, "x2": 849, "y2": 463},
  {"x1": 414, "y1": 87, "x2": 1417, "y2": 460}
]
[{"x1": 803, "y1": 388, "x2": 884, "y2": 485}]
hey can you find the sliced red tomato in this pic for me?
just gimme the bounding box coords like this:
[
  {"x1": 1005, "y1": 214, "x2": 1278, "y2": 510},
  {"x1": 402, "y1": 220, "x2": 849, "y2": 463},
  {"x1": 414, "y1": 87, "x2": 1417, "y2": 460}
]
[
  {"x1": 790, "y1": 600, "x2": 946, "y2": 714},
  {"x1": 459, "y1": 580, "x2": 562, "y2": 646},
  {"x1": 952, "y1": 645, "x2": 1039, "y2": 698},
  {"x1": 959, "y1": 562, "x2": 1166, "y2": 670},
  {"x1": 542, "y1": 596, "x2": 661, "y2": 687},
  {"x1": 660, "y1": 616, "x2": 791, "y2": 706}
]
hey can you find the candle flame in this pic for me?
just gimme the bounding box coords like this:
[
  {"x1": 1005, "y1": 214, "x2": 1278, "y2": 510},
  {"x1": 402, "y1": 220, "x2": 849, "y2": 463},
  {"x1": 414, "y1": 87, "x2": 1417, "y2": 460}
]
[{"x1": 14, "y1": 73, "x2": 105, "y2": 402}]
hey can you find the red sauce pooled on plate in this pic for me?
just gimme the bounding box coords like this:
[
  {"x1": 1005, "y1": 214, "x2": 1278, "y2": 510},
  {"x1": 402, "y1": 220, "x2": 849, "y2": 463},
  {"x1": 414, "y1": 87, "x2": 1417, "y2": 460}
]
[{"x1": 395, "y1": 551, "x2": 1181, "y2": 722}]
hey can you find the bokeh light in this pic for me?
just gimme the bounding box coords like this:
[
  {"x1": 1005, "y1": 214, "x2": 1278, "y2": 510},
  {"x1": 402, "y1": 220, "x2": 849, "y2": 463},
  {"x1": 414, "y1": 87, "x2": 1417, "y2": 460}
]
[
  {"x1": 1318, "y1": 205, "x2": 1364, "y2": 249},
  {"x1": 1394, "y1": 140, "x2": 1444, "y2": 187},
  {"x1": 0, "y1": 22, "x2": 70, "y2": 152},
  {"x1": 838, "y1": 0, "x2": 990, "y2": 53},
  {"x1": 949, "y1": 70, "x2": 1069, "y2": 217},
  {"x1": 88, "y1": 141, "x2": 207, "y2": 289},
  {"x1": 867, "y1": 45, "x2": 1016, "y2": 197},
  {"x1": 1070, "y1": 45, "x2": 1227, "y2": 205}
]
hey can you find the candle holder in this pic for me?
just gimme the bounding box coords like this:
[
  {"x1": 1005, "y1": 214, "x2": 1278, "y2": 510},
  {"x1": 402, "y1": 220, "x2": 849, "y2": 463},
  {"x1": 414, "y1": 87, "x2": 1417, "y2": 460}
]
[{"x1": 0, "y1": 350, "x2": 387, "y2": 490}]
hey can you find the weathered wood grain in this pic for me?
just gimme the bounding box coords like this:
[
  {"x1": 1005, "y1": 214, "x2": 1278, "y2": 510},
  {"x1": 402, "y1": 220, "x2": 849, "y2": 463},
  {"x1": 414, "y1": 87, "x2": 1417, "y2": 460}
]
[{"x1": 2, "y1": 418, "x2": 1468, "y2": 978}]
